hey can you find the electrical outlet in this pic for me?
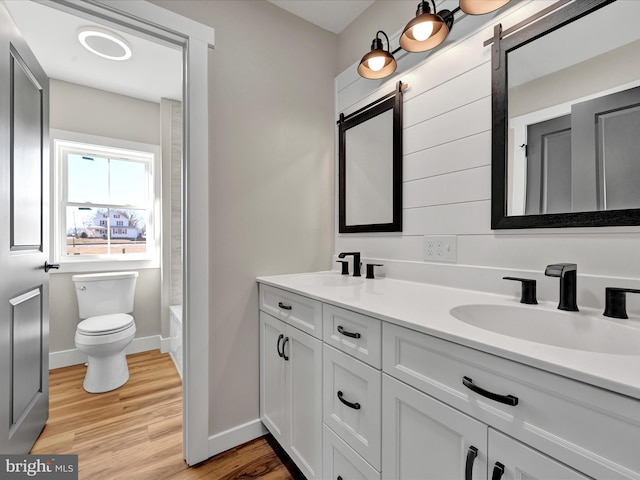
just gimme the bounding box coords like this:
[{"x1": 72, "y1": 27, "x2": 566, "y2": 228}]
[{"x1": 423, "y1": 235, "x2": 457, "y2": 263}]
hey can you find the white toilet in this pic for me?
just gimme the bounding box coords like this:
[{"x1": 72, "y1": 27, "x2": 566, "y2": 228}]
[{"x1": 72, "y1": 271, "x2": 138, "y2": 393}]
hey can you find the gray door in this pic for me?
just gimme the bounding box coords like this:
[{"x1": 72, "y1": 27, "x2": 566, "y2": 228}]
[
  {"x1": 526, "y1": 115, "x2": 572, "y2": 215},
  {"x1": 572, "y1": 85, "x2": 640, "y2": 211},
  {"x1": 0, "y1": 4, "x2": 50, "y2": 453}
]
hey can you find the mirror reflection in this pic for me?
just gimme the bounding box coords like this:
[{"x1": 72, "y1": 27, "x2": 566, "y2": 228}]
[{"x1": 506, "y1": 0, "x2": 640, "y2": 217}]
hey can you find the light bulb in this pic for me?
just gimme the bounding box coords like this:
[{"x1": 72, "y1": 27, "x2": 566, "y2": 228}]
[
  {"x1": 367, "y1": 56, "x2": 385, "y2": 72},
  {"x1": 411, "y1": 21, "x2": 434, "y2": 41}
]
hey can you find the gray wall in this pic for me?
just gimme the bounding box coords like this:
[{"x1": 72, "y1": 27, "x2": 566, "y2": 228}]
[
  {"x1": 49, "y1": 79, "x2": 162, "y2": 352},
  {"x1": 150, "y1": 0, "x2": 337, "y2": 437}
]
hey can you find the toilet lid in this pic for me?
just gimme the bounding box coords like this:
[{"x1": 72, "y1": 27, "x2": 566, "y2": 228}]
[{"x1": 78, "y1": 313, "x2": 134, "y2": 336}]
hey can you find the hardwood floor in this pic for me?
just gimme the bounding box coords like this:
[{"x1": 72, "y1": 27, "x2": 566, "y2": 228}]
[{"x1": 31, "y1": 350, "x2": 303, "y2": 480}]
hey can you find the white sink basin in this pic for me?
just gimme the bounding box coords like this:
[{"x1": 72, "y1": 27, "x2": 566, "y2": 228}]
[
  {"x1": 450, "y1": 304, "x2": 640, "y2": 355},
  {"x1": 289, "y1": 272, "x2": 364, "y2": 288}
]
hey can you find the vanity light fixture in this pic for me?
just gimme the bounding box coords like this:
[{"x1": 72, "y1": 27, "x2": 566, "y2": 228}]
[
  {"x1": 78, "y1": 27, "x2": 132, "y2": 61},
  {"x1": 400, "y1": 1, "x2": 454, "y2": 53},
  {"x1": 357, "y1": 30, "x2": 397, "y2": 79},
  {"x1": 460, "y1": 0, "x2": 510, "y2": 15},
  {"x1": 357, "y1": 0, "x2": 511, "y2": 79}
]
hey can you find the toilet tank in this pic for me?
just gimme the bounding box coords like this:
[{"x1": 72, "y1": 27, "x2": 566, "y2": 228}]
[{"x1": 72, "y1": 271, "x2": 138, "y2": 319}]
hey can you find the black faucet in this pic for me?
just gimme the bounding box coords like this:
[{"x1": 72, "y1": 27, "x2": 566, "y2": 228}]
[
  {"x1": 603, "y1": 287, "x2": 640, "y2": 319},
  {"x1": 338, "y1": 252, "x2": 361, "y2": 277},
  {"x1": 544, "y1": 263, "x2": 578, "y2": 311},
  {"x1": 503, "y1": 277, "x2": 537, "y2": 304}
]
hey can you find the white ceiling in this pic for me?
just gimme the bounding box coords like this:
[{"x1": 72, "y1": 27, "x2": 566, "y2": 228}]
[
  {"x1": 4, "y1": 0, "x2": 182, "y2": 103},
  {"x1": 268, "y1": 0, "x2": 374, "y2": 34},
  {"x1": 3, "y1": 0, "x2": 369, "y2": 104}
]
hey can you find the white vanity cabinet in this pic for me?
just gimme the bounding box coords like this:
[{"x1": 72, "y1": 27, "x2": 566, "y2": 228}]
[
  {"x1": 382, "y1": 374, "x2": 488, "y2": 480},
  {"x1": 259, "y1": 287, "x2": 323, "y2": 480},
  {"x1": 258, "y1": 278, "x2": 640, "y2": 480},
  {"x1": 382, "y1": 374, "x2": 590, "y2": 480},
  {"x1": 383, "y1": 322, "x2": 640, "y2": 480}
]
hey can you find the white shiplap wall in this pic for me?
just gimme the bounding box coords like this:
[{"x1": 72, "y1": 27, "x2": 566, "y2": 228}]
[{"x1": 335, "y1": 1, "x2": 640, "y2": 313}]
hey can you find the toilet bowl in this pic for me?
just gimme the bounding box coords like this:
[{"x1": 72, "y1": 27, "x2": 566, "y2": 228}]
[
  {"x1": 75, "y1": 313, "x2": 136, "y2": 393},
  {"x1": 72, "y1": 272, "x2": 138, "y2": 393}
]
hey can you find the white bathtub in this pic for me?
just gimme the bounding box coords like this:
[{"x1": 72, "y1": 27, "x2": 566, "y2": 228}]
[{"x1": 169, "y1": 305, "x2": 183, "y2": 379}]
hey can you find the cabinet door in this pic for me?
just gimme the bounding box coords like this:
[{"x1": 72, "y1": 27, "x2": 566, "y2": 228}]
[
  {"x1": 488, "y1": 429, "x2": 590, "y2": 480},
  {"x1": 323, "y1": 344, "x2": 381, "y2": 470},
  {"x1": 259, "y1": 312, "x2": 287, "y2": 446},
  {"x1": 382, "y1": 374, "x2": 488, "y2": 480},
  {"x1": 286, "y1": 324, "x2": 323, "y2": 480},
  {"x1": 324, "y1": 424, "x2": 381, "y2": 480}
]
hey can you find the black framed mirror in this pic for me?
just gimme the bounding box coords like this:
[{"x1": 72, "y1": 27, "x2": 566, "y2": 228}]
[
  {"x1": 338, "y1": 81, "x2": 403, "y2": 233},
  {"x1": 492, "y1": 0, "x2": 640, "y2": 229}
]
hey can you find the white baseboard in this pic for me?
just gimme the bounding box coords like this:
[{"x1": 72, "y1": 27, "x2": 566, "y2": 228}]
[
  {"x1": 49, "y1": 334, "x2": 165, "y2": 369},
  {"x1": 208, "y1": 419, "x2": 267, "y2": 458}
]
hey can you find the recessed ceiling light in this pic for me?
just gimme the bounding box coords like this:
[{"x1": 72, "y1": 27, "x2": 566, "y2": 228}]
[{"x1": 78, "y1": 27, "x2": 132, "y2": 61}]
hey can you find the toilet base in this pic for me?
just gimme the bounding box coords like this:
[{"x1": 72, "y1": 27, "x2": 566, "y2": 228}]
[
  {"x1": 75, "y1": 323, "x2": 136, "y2": 394},
  {"x1": 83, "y1": 352, "x2": 130, "y2": 393}
]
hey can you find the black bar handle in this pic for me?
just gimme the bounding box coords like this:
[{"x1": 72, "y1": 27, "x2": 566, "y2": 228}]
[
  {"x1": 465, "y1": 446, "x2": 478, "y2": 480},
  {"x1": 282, "y1": 337, "x2": 289, "y2": 361},
  {"x1": 278, "y1": 302, "x2": 292, "y2": 310},
  {"x1": 491, "y1": 462, "x2": 505, "y2": 480},
  {"x1": 337, "y1": 325, "x2": 361, "y2": 339},
  {"x1": 337, "y1": 477, "x2": 343, "y2": 480},
  {"x1": 337, "y1": 390, "x2": 361, "y2": 410},
  {"x1": 277, "y1": 334, "x2": 284, "y2": 358},
  {"x1": 463, "y1": 376, "x2": 518, "y2": 406}
]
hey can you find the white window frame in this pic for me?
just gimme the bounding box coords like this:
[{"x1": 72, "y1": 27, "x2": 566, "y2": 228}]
[{"x1": 51, "y1": 129, "x2": 161, "y2": 271}]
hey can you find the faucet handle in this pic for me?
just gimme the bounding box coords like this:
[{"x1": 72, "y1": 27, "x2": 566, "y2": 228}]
[
  {"x1": 336, "y1": 260, "x2": 350, "y2": 275},
  {"x1": 603, "y1": 287, "x2": 640, "y2": 319},
  {"x1": 503, "y1": 277, "x2": 537, "y2": 305},
  {"x1": 366, "y1": 264, "x2": 383, "y2": 279}
]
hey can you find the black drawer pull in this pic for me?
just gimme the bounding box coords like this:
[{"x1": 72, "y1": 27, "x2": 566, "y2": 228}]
[
  {"x1": 492, "y1": 462, "x2": 505, "y2": 480},
  {"x1": 337, "y1": 325, "x2": 361, "y2": 339},
  {"x1": 277, "y1": 334, "x2": 284, "y2": 358},
  {"x1": 463, "y1": 376, "x2": 518, "y2": 406},
  {"x1": 337, "y1": 390, "x2": 361, "y2": 410},
  {"x1": 282, "y1": 337, "x2": 289, "y2": 361},
  {"x1": 465, "y1": 446, "x2": 478, "y2": 480},
  {"x1": 278, "y1": 302, "x2": 292, "y2": 310}
]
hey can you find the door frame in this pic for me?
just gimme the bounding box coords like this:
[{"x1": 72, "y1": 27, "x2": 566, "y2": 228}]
[{"x1": 40, "y1": 0, "x2": 214, "y2": 465}]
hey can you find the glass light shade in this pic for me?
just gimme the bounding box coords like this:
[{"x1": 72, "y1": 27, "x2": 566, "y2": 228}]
[
  {"x1": 459, "y1": 0, "x2": 510, "y2": 15},
  {"x1": 357, "y1": 50, "x2": 397, "y2": 79},
  {"x1": 400, "y1": 12, "x2": 449, "y2": 52}
]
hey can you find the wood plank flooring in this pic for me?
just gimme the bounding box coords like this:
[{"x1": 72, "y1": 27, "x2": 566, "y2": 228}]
[{"x1": 31, "y1": 350, "x2": 303, "y2": 480}]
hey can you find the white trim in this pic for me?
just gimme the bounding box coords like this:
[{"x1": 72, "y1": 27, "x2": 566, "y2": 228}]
[
  {"x1": 42, "y1": 0, "x2": 213, "y2": 466},
  {"x1": 208, "y1": 420, "x2": 268, "y2": 458},
  {"x1": 49, "y1": 334, "x2": 165, "y2": 369},
  {"x1": 51, "y1": 131, "x2": 160, "y2": 266}
]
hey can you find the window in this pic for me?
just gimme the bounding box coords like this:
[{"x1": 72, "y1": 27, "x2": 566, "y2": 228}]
[{"x1": 54, "y1": 138, "x2": 157, "y2": 262}]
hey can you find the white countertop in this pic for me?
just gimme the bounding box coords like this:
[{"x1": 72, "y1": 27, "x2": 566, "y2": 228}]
[{"x1": 257, "y1": 271, "x2": 640, "y2": 400}]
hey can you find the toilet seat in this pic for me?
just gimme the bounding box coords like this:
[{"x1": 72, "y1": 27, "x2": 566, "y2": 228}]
[{"x1": 77, "y1": 313, "x2": 134, "y2": 336}]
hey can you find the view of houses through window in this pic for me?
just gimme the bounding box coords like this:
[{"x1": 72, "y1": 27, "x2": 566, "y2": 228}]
[
  {"x1": 66, "y1": 207, "x2": 148, "y2": 256},
  {"x1": 57, "y1": 140, "x2": 155, "y2": 259}
]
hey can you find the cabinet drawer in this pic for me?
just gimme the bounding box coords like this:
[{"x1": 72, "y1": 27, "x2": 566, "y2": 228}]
[
  {"x1": 323, "y1": 345, "x2": 381, "y2": 470},
  {"x1": 323, "y1": 425, "x2": 380, "y2": 480},
  {"x1": 383, "y1": 322, "x2": 640, "y2": 480},
  {"x1": 323, "y1": 304, "x2": 382, "y2": 368},
  {"x1": 259, "y1": 284, "x2": 322, "y2": 338}
]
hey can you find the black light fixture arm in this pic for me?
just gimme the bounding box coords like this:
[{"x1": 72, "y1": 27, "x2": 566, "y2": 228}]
[{"x1": 374, "y1": 30, "x2": 391, "y2": 52}]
